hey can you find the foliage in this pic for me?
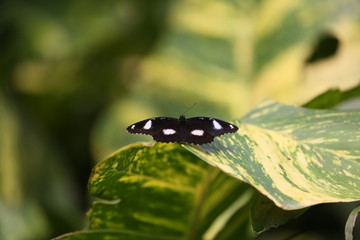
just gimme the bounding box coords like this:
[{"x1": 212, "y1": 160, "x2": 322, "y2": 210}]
[
  {"x1": 188, "y1": 99, "x2": 360, "y2": 209},
  {"x1": 56, "y1": 143, "x2": 254, "y2": 240},
  {"x1": 55, "y1": 95, "x2": 360, "y2": 239},
  {"x1": 0, "y1": 0, "x2": 360, "y2": 239}
]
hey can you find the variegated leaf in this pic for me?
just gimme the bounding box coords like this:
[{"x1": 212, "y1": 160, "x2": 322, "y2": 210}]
[
  {"x1": 55, "y1": 143, "x2": 254, "y2": 240},
  {"x1": 186, "y1": 99, "x2": 360, "y2": 210}
]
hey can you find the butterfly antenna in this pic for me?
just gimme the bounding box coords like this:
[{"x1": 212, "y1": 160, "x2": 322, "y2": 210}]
[{"x1": 182, "y1": 102, "x2": 197, "y2": 115}]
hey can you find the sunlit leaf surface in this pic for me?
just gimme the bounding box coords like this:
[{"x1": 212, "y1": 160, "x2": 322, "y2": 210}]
[{"x1": 187, "y1": 99, "x2": 360, "y2": 209}]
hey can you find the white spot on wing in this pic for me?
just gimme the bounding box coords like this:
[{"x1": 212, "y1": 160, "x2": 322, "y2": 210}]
[
  {"x1": 143, "y1": 120, "x2": 152, "y2": 130},
  {"x1": 163, "y1": 129, "x2": 176, "y2": 135},
  {"x1": 131, "y1": 125, "x2": 135, "y2": 130},
  {"x1": 191, "y1": 129, "x2": 204, "y2": 136},
  {"x1": 230, "y1": 125, "x2": 234, "y2": 129},
  {"x1": 213, "y1": 120, "x2": 222, "y2": 129}
]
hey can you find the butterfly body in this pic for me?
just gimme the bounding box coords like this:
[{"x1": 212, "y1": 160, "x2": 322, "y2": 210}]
[{"x1": 127, "y1": 115, "x2": 238, "y2": 145}]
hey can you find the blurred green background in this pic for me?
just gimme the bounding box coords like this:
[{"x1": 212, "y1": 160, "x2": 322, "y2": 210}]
[{"x1": 0, "y1": 0, "x2": 359, "y2": 239}]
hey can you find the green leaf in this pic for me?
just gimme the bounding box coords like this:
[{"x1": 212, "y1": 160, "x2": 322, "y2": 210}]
[
  {"x1": 250, "y1": 193, "x2": 306, "y2": 234},
  {"x1": 345, "y1": 204, "x2": 360, "y2": 240},
  {"x1": 186, "y1": 99, "x2": 360, "y2": 210},
  {"x1": 53, "y1": 230, "x2": 174, "y2": 240},
  {"x1": 303, "y1": 83, "x2": 360, "y2": 109},
  {"x1": 56, "y1": 143, "x2": 254, "y2": 240}
]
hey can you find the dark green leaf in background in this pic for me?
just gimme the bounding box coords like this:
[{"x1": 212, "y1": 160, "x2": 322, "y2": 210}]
[{"x1": 303, "y1": 83, "x2": 360, "y2": 109}]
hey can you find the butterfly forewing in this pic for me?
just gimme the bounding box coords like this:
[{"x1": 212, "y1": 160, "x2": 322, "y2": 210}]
[{"x1": 126, "y1": 117, "x2": 179, "y2": 135}]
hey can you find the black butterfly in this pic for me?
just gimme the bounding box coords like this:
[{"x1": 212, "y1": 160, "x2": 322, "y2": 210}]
[{"x1": 126, "y1": 115, "x2": 238, "y2": 145}]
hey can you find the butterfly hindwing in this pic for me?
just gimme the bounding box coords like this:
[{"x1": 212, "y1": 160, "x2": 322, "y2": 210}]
[
  {"x1": 186, "y1": 117, "x2": 238, "y2": 136},
  {"x1": 151, "y1": 119, "x2": 184, "y2": 143},
  {"x1": 182, "y1": 123, "x2": 215, "y2": 144}
]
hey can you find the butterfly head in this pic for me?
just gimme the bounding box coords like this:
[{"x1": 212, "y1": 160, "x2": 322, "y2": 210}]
[{"x1": 179, "y1": 115, "x2": 186, "y2": 123}]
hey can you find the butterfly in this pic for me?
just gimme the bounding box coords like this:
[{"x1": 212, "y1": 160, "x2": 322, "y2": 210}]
[{"x1": 126, "y1": 115, "x2": 238, "y2": 145}]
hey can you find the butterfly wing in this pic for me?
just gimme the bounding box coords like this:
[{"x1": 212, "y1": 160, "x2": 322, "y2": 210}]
[
  {"x1": 127, "y1": 117, "x2": 182, "y2": 143},
  {"x1": 127, "y1": 116, "x2": 238, "y2": 145},
  {"x1": 182, "y1": 123, "x2": 215, "y2": 144},
  {"x1": 182, "y1": 117, "x2": 238, "y2": 144}
]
